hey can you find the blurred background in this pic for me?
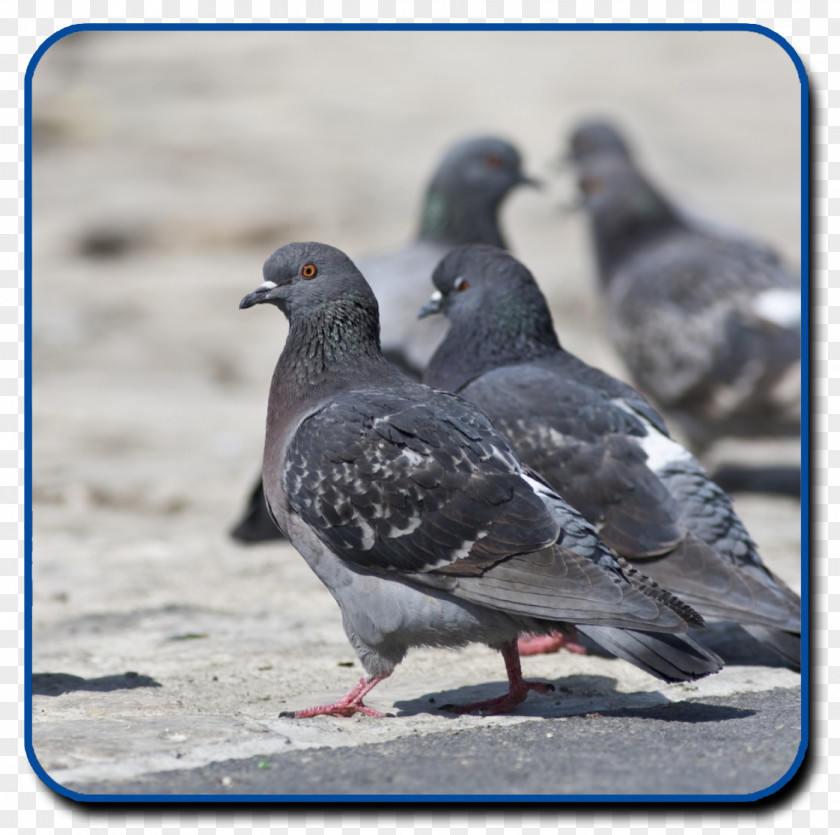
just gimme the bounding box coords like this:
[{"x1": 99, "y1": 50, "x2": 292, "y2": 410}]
[{"x1": 29, "y1": 25, "x2": 801, "y2": 644}]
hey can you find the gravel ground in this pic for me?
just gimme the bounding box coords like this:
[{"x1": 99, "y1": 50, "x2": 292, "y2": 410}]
[{"x1": 28, "y1": 27, "x2": 803, "y2": 801}]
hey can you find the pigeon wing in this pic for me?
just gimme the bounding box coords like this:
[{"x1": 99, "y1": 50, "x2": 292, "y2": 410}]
[
  {"x1": 282, "y1": 387, "x2": 704, "y2": 633},
  {"x1": 461, "y1": 363, "x2": 687, "y2": 559},
  {"x1": 282, "y1": 388, "x2": 562, "y2": 577}
]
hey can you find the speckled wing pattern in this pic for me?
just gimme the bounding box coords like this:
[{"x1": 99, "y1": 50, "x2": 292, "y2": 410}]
[
  {"x1": 607, "y1": 234, "x2": 800, "y2": 422},
  {"x1": 283, "y1": 388, "x2": 562, "y2": 576},
  {"x1": 461, "y1": 360, "x2": 687, "y2": 560},
  {"x1": 282, "y1": 386, "x2": 701, "y2": 631},
  {"x1": 459, "y1": 358, "x2": 799, "y2": 638}
]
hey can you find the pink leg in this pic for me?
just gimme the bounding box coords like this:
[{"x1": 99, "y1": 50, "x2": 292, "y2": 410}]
[
  {"x1": 518, "y1": 629, "x2": 587, "y2": 657},
  {"x1": 443, "y1": 641, "x2": 554, "y2": 716},
  {"x1": 280, "y1": 675, "x2": 389, "y2": 719}
]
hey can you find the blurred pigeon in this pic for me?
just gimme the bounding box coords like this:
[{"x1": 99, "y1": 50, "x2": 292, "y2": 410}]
[
  {"x1": 567, "y1": 118, "x2": 782, "y2": 248},
  {"x1": 366, "y1": 135, "x2": 538, "y2": 375},
  {"x1": 421, "y1": 245, "x2": 800, "y2": 668},
  {"x1": 239, "y1": 241, "x2": 722, "y2": 718},
  {"x1": 570, "y1": 149, "x2": 801, "y2": 457},
  {"x1": 231, "y1": 135, "x2": 537, "y2": 544},
  {"x1": 568, "y1": 118, "x2": 633, "y2": 164}
]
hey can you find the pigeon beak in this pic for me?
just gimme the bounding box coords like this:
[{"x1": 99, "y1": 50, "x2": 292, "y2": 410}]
[
  {"x1": 239, "y1": 280, "x2": 282, "y2": 310},
  {"x1": 418, "y1": 290, "x2": 444, "y2": 319}
]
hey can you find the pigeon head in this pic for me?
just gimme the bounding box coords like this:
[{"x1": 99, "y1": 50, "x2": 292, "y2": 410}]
[
  {"x1": 422, "y1": 245, "x2": 556, "y2": 334},
  {"x1": 241, "y1": 242, "x2": 388, "y2": 389},
  {"x1": 421, "y1": 245, "x2": 559, "y2": 390},
  {"x1": 568, "y1": 119, "x2": 632, "y2": 164},
  {"x1": 576, "y1": 155, "x2": 669, "y2": 217},
  {"x1": 419, "y1": 136, "x2": 540, "y2": 248},
  {"x1": 240, "y1": 241, "x2": 378, "y2": 320}
]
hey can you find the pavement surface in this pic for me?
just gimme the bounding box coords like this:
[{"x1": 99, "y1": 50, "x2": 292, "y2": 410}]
[
  {"x1": 52, "y1": 686, "x2": 803, "y2": 799},
  {"x1": 28, "y1": 29, "x2": 804, "y2": 803}
]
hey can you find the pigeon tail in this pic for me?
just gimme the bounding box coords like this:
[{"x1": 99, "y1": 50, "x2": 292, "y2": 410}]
[
  {"x1": 577, "y1": 625, "x2": 723, "y2": 683},
  {"x1": 741, "y1": 625, "x2": 800, "y2": 670},
  {"x1": 229, "y1": 478, "x2": 286, "y2": 544}
]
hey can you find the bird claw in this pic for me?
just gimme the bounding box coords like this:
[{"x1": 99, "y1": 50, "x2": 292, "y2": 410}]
[
  {"x1": 278, "y1": 675, "x2": 389, "y2": 718},
  {"x1": 439, "y1": 679, "x2": 552, "y2": 716}
]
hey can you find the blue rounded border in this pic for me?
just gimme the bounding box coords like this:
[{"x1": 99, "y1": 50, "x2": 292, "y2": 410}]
[{"x1": 23, "y1": 20, "x2": 809, "y2": 806}]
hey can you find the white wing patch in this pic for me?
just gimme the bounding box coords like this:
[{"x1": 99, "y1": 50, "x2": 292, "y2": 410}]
[
  {"x1": 637, "y1": 425, "x2": 695, "y2": 474},
  {"x1": 753, "y1": 288, "x2": 801, "y2": 328},
  {"x1": 611, "y1": 399, "x2": 693, "y2": 474},
  {"x1": 522, "y1": 472, "x2": 558, "y2": 500}
]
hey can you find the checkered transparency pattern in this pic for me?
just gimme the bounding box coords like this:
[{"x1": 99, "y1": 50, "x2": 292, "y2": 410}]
[
  {"x1": 1, "y1": 3, "x2": 26, "y2": 835},
  {"x1": 4, "y1": 0, "x2": 831, "y2": 832}
]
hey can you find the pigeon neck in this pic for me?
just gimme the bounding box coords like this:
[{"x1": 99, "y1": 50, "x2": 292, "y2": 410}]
[
  {"x1": 272, "y1": 298, "x2": 392, "y2": 405},
  {"x1": 591, "y1": 190, "x2": 684, "y2": 282},
  {"x1": 418, "y1": 186, "x2": 508, "y2": 248},
  {"x1": 427, "y1": 293, "x2": 560, "y2": 392}
]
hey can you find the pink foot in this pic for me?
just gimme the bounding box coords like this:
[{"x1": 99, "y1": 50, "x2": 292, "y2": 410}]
[
  {"x1": 444, "y1": 679, "x2": 553, "y2": 715},
  {"x1": 518, "y1": 630, "x2": 587, "y2": 656},
  {"x1": 280, "y1": 675, "x2": 389, "y2": 719},
  {"x1": 443, "y1": 641, "x2": 555, "y2": 716}
]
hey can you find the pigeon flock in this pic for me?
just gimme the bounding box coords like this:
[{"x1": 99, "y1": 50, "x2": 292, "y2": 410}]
[{"x1": 236, "y1": 125, "x2": 801, "y2": 719}]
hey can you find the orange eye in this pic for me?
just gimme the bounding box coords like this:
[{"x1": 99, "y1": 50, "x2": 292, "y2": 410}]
[
  {"x1": 483, "y1": 152, "x2": 503, "y2": 170},
  {"x1": 580, "y1": 176, "x2": 603, "y2": 195},
  {"x1": 301, "y1": 263, "x2": 318, "y2": 279},
  {"x1": 454, "y1": 277, "x2": 469, "y2": 292}
]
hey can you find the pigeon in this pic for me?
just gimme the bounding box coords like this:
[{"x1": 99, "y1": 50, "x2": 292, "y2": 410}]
[
  {"x1": 231, "y1": 135, "x2": 538, "y2": 544},
  {"x1": 568, "y1": 137, "x2": 801, "y2": 457},
  {"x1": 420, "y1": 244, "x2": 801, "y2": 668},
  {"x1": 239, "y1": 241, "x2": 722, "y2": 718},
  {"x1": 567, "y1": 118, "x2": 783, "y2": 249},
  {"x1": 364, "y1": 135, "x2": 538, "y2": 375}
]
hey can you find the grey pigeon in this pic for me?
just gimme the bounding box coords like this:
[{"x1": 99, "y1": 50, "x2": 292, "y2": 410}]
[
  {"x1": 568, "y1": 118, "x2": 782, "y2": 248},
  {"x1": 569, "y1": 139, "x2": 800, "y2": 456},
  {"x1": 231, "y1": 135, "x2": 537, "y2": 544},
  {"x1": 365, "y1": 135, "x2": 538, "y2": 375},
  {"x1": 420, "y1": 245, "x2": 801, "y2": 669},
  {"x1": 239, "y1": 241, "x2": 722, "y2": 718}
]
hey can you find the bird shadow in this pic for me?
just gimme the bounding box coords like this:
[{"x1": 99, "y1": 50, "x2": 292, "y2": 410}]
[
  {"x1": 32, "y1": 671, "x2": 162, "y2": 697},
  {"x1": 391, "y1": 673, "x2": 751, "y2": 723},
  {"x1": 596, "y1": 700, "x2": 755, "y2": 724}
]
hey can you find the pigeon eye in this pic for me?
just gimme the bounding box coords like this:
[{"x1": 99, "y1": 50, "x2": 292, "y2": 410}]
[
  {"x1": 483, "y1": 152, "x2": 503, "y2": 170},
  {"x1": 454, "y1": 277, "x2": 469, "y2": 292},
  {"x1": 580, "y1": 176, "x2": 603, "y2": 195},
  {"x1": 301, "y1": 263, "x2": 318, "y2": 279}
]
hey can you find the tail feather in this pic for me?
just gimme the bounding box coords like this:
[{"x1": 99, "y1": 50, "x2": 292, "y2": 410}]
[
  {"x1": 230, "y1": 479, "x2": 287, "y2": 544},
  {"x1": 577, "y1": 624, "x2": 723, "y2": 683},
  {"x1": 742, "y1": 625, "x2": 800, "y2": 670}
]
